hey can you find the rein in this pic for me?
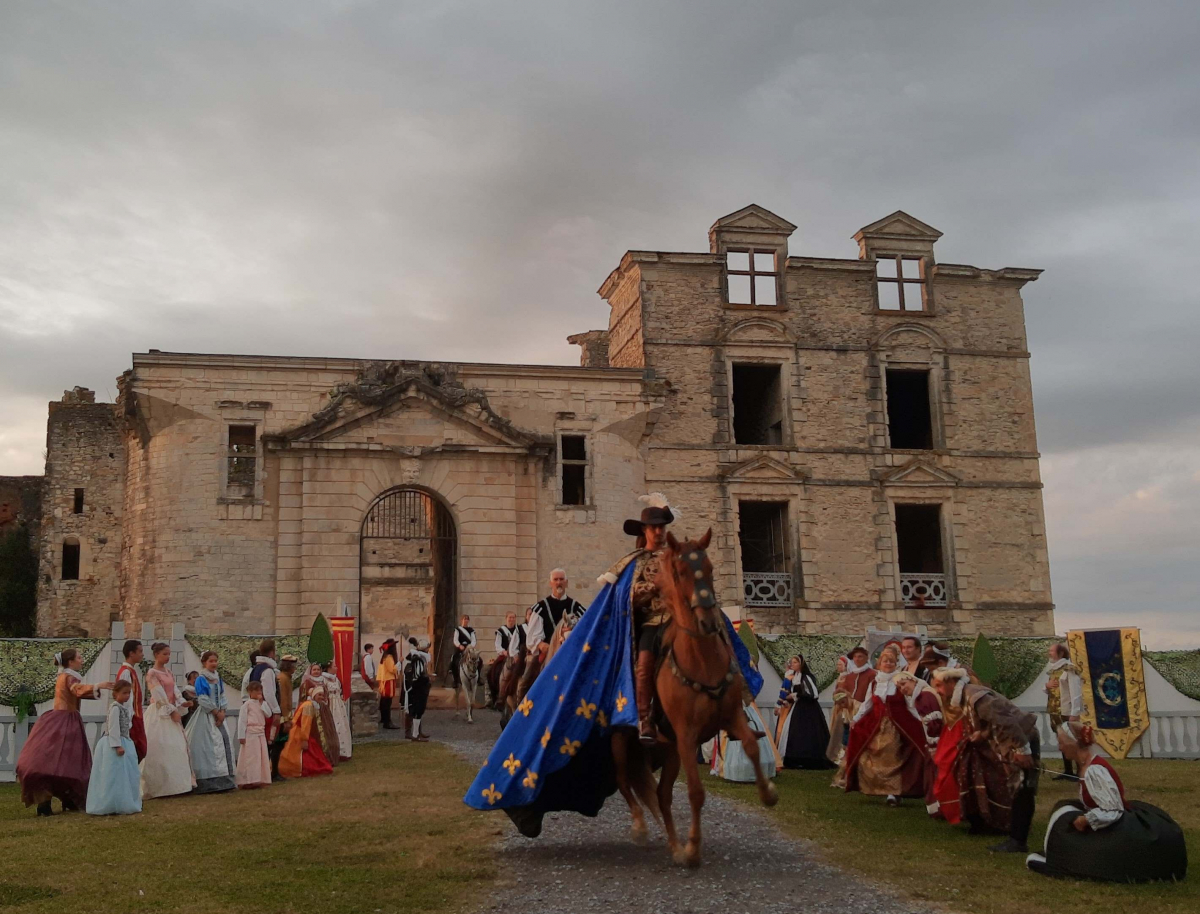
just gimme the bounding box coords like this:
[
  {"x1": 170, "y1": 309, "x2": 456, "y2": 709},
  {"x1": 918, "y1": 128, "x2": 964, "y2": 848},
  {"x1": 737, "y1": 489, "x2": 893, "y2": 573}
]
[{"x1": 663, "y1": 542, "x2": 738, "y2": 700}]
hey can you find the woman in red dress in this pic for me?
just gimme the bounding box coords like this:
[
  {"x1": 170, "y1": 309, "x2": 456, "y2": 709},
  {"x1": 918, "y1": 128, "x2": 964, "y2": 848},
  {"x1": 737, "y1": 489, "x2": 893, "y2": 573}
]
[{"x1": 16, "y1": 649, "x2": 112, "y2": 816}]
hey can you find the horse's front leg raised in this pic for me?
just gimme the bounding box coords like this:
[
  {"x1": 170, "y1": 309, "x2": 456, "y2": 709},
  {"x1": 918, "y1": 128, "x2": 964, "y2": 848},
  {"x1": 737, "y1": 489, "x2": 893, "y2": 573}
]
[
  {"x1": 728, "y1": 709, "x2": 778, "y2": 808},
  {"x1": 677, "y1": 733, "x2": 705, "y2": 868}
]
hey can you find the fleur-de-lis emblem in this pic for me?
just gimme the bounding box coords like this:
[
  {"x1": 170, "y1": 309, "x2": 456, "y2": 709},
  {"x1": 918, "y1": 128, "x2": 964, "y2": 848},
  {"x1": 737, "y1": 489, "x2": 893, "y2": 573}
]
[
  {"x1": 522, "y1": 770, "x2": 539, "y2": 789},
  {"x1": 502, "y1": 753, "x2": 521, "y2": 775},
  {"x1": 540, "y1": 728, "x2": 551, "y2": 748},
  {"x1": 582, "y1": 642, "x2": 591, "y2": 653},
  {"x1": 481, "y1": 784, "x2": 502, "y2": 806},
  {"x1": 615, "y1": 692, "x2": 628, "y2": 713},
  {"x1": 518, "y1": 697, "x2": 533, "y2": 717},
  {"x1": 576, "y1": 699, "x2": 596, "y2": 720},
  {"x1": 560, "y1": 738, "x2": 581, "y2": 756},
  {"x1": 558, "y1": 694, "x2": 564, "y2": 703},
  {"x1": 597, "y1": 710, "x2": 609, "y2": 729}
]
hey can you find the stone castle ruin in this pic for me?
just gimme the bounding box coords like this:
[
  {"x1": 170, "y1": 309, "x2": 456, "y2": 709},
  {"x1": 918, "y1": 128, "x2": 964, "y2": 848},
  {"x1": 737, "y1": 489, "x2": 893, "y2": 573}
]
[{"x1": 25, "y1": 205, "x2": 1054, "y2": 670}]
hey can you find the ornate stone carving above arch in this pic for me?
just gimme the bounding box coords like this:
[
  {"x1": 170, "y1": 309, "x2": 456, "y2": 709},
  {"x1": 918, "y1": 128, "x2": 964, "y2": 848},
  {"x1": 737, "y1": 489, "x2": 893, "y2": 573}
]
[
  {"x1": 719, "y1": 316, "x2": 795, "y2": 346},
  {"x1": 871, "y1": 322, "x2": 947, "y2": 354}
]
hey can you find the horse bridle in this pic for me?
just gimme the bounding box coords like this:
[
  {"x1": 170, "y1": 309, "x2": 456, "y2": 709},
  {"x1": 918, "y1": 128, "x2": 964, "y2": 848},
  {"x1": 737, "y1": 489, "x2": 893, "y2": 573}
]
[{"x1": 665, "y1": 544, "x2": 739, "y2": 700}]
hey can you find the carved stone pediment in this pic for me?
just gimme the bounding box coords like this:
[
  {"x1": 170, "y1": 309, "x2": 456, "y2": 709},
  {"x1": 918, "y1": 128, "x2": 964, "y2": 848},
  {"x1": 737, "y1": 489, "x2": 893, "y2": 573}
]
[
  {"x1": 721, "y1": 317, "x2": 794, "y2": 345},
  {"x1": 722, "y1": 455, "x2": 809, "y2": 482},
  {"x1": 266, "y1": 361, "x2": 551, "y2": 454},
  {"x1": 880, "y1": 459, "x2": 959, "y2": 487}
]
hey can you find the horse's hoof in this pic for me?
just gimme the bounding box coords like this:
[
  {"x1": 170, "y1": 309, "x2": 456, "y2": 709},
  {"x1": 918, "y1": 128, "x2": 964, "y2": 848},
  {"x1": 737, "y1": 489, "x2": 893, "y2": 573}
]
[
  {"x1": 631, "y1": 825, "x2": 649, "y2": 846},
  {"x1": 762, "y1": 782, "x2": 779, "y2": 807},
  {"x1": 671, "y1": 846, "x2": 689, "y2": 866},
  {"x1": 684, "y1": 844, "x2": 701, "y2": 868}
]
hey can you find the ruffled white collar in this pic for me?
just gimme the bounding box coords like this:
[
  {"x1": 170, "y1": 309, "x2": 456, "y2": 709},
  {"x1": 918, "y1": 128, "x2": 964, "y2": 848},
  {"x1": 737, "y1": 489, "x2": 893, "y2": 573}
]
[
  {"x1": 253, "y1": 656, "x2": 278, "y2": 670},
  {"x1": 845, "y1": 659, "x2": 871, "y2": 674},
  {"x1": 1046, "y1": 657, "x2": 1073, "y2": 673},
  {"x1": 61, "y1": 667, "x2": 83, "y2": 682},
  {"x1": 200, "y1": 668, "x2": 221, "y2": 683}
]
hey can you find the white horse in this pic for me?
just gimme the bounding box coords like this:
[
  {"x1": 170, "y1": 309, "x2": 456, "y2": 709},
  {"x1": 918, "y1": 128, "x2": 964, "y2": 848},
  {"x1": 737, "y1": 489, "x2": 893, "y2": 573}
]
[{"x1": 456, "y1": 645, "x2": 483, "y2": 723}]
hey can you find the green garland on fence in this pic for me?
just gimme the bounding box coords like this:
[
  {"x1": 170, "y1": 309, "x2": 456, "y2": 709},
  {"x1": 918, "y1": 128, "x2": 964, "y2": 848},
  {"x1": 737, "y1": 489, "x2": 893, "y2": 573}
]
[
  {"x1": 0, "y1": 638, "x2": 110, "y2": 706},
  {"x1": 757, "y1": 634, "x2": 866, "y2": 692},
  {"x1": 1145, "y1": 650, "x2": 1200, "y2": 702},
  {"x1": 184, "y1": 635, "x2": 311, "y2": 689}
]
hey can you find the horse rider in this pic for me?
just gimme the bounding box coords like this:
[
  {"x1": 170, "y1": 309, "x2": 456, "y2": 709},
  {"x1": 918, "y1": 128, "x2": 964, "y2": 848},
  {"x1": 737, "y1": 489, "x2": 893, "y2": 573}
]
[
  {"x1": 488, "y1": 611, "x2": 518, "y2": 708},
  {"x1": 527, "y1": 568, "x2": 587, "y2": 652},
  {"x1": 451, "y1": 614, "x2": 476, "y2": 689},
  {"x1": 599, "y1": 493, "x2": 675, "y2": 746}
]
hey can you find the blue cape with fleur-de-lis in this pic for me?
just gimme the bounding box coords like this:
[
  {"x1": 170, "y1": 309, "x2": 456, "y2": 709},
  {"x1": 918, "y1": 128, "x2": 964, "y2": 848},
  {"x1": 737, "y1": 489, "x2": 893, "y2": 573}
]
[{"x1": 464, "y1": 561, "x2": 764, "y2": 822}]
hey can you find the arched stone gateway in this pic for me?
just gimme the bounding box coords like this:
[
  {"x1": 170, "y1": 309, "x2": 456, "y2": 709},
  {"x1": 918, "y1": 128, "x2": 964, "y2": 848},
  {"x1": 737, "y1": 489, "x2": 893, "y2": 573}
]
[{"x1": 359, "y1": 486, "x2": 458, "y2": 677}]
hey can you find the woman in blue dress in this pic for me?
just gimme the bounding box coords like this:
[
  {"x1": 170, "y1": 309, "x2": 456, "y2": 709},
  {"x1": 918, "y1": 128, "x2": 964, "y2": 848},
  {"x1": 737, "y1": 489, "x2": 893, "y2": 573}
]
[
  {"x1": 186, "y1": 651, "x2": 237, "y2": 793},
  {"x1": 86, "y1": 679, "x2": 142, "y2": 815}
]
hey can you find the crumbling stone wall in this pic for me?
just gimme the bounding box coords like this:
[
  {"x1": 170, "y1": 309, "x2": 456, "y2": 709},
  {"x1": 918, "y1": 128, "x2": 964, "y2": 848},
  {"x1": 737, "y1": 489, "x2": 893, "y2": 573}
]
[{"x1": 36, "y1": 388, "x2": 124, "y2": 637}]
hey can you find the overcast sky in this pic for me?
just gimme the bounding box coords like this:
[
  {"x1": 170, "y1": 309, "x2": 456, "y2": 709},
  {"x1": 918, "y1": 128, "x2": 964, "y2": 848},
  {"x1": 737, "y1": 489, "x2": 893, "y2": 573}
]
[{"x1": 2, "y1": 1, "x2": 1197, "y2": 646}]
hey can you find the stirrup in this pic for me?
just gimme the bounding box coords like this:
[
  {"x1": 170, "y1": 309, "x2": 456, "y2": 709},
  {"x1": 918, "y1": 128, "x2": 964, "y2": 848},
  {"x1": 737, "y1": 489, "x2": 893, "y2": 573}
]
[{"x1": 638, "y1": 719, "x2": 658, "y2": 745}]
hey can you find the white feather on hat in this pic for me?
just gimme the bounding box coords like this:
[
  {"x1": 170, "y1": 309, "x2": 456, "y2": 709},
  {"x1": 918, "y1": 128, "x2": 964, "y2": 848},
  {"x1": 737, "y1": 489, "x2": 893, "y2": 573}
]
[{"x1": 638, "y1": 492, "x2": 681, "y2": 520}]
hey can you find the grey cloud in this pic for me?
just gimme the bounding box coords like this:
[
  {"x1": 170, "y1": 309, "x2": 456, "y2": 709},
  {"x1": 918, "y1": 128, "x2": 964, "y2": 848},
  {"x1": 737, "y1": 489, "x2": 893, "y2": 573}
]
[{"x1": 1, "y1": 0, "x2": 1198, "y2": 638}]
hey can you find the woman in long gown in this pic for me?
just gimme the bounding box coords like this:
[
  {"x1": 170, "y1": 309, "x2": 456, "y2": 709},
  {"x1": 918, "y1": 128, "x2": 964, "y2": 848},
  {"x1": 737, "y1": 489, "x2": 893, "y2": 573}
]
[
  {"x1": 16, "y1": 648, "x2": 112, "y2": 815},
  {"x1": 278, "y1": 689, "x2": 333, "y2": 778},
  {"x1": 1027, "y1": 722, "x2": 1187, "y2": 882},
  {"x1": 141, "y1": 642, "x2": 196, "y2": 799},
  {"x1": 85, "y1": 679, "x2": 142, "y2": 815},
  {"x1": 777, "y1": 655, "x2": 836, "y2": 770},
  {"x1": 321, "y1": 662, "x2": 353, "y2": 761},
  {"x1": 710, "y1": 702, "x2": 778, "y2": 782},
  {"x1": 185, "y1": 650, "x2": 236, "y2": 793},
  {"x1": 300, "y1": 664, "x2": 341, "y2": 765},
  {"x1": 843, "y1": 647, "x2": 930, "y2": 806}
]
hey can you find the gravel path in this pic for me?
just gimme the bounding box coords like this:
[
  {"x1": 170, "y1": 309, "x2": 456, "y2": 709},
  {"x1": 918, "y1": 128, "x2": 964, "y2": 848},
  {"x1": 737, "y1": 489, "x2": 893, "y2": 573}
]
[{"x1": 383, "y1": 709, "x2": 912, "y2": 914}]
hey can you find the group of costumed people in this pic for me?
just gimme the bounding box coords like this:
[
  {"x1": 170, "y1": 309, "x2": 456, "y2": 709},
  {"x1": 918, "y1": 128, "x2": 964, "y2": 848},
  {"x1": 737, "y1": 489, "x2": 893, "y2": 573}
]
[
  {"x1": 460, "y1": 492, "x2": 1186, "y2": 883},
  {"x1": 768, "y1": 637, "x2": 1185, "y2": 882},
  {"x1": 360, "y1": 635, "x2": 433, "y2": 740},
  {"x1": 15, "y1": 636, "x2": 355, "y2": 817}
]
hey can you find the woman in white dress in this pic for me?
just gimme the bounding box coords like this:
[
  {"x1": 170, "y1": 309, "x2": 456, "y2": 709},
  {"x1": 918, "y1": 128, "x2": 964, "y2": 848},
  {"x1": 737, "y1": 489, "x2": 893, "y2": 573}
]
[
  {"x1": 141, "y1": 642, "x2": 195, "y2": 799},
  {"x1": 321, "y1": 662, "x2": 353, "y2": 761},
  {"x1": 185, "y1": 650, "x2": 236, "y2": 793}
]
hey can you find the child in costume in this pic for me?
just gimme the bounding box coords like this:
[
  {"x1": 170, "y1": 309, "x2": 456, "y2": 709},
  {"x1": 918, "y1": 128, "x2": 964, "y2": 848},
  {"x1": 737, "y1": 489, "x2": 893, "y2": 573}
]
[
  {"x1": 85, "y1": 678, "x2": 142, "y2": 815},
  {"x1": 235, "y1": 680, "x2": 272, "y2": 789},
  {"x1": 115, "y1": 639, "x2": 148, "y2": 762},
  {"x1": 141, "y1": 642, "x2": 195, "y2": 799},
  {"x1": 16, "y1": 648, "x2": 112, "y2": 816},
  {"x1": 322, "y1": 661, "x2": 353, "y2": 760},
  {"x1": 186, "y1": 650, "x2": 236, "y2": 793}
]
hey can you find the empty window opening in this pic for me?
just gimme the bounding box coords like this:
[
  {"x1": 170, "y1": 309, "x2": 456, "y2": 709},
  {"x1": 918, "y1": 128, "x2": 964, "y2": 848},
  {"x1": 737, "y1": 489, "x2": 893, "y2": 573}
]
[
  {"x1": 73, "y1": 488, "x2": 85, "y2": 514},
  {"x1": 560, "y1": 434, "x2": 588, "y2": 506},
  {"x1": 894, "y1": 504, "x2": 947, "y2": 607},
  {"x1": 226, "y1": 424, "x2": 257, "y2": 495},
  {"x1": 62, "y1": 538, "x2": 81, "y2": 581},
  {"x1": 726, "y1": 249, "x2": 778, "y2": 307},
  {"x1": 886, "y1": 369, "x2": 934, "y2": 449},
  {"x1": 732, "y1": 364, "x2": 785, "y2": 445},
  {"x1": 875, "y1": 254, "x2": 926, "y2": 311},
  {"x1": 738, "y1": 501, "x2": 794, "y2": 607}
]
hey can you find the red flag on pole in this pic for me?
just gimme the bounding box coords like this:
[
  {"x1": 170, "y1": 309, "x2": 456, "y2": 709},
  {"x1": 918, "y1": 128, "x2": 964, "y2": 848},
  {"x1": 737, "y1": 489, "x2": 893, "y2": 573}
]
[{"x1": 331, "y1": 616, "x2": 355, "y2": 700}]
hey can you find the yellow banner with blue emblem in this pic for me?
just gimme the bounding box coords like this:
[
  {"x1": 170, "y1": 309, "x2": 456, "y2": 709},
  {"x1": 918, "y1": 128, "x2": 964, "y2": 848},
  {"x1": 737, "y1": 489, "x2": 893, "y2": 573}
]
[{"x1": 1065, "y1": 627, "x2": 1149, "y2": 759}]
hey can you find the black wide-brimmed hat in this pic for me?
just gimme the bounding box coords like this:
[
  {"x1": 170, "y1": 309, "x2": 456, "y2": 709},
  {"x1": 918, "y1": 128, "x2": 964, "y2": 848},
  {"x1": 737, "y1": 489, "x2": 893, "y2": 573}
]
[{"x1": 623, "y1": 494, "x2": 676, "y2": 536}]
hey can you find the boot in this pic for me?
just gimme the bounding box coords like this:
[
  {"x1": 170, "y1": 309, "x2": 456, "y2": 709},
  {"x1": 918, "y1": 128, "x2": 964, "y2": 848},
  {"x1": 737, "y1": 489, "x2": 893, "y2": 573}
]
[
  {"x1": 635, "y1": 649, "x2": 658, "y2": 746},
  {"x1": 36, "y1": 801, "x2": 54, "y2": 817},
  {"x1": 403, "y1": 711, "x2": 412, "y2": 739}
]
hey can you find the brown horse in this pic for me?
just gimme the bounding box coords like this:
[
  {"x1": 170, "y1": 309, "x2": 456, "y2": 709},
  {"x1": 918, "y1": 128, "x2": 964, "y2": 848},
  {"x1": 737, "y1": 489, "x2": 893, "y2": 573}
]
[{"x1": 650, "y1": 529, "x2": 777, "y2": 866}]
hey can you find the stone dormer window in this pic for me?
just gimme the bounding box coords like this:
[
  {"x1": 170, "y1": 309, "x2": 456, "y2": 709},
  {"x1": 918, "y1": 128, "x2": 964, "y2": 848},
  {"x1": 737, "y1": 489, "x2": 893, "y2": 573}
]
[
  {"x1": 224, "y1": 424, "x2": 259, "y2": 500},
  {"x1": 726, "y1": 249, "x2": 778, "y2": 307},
  {"x1": 875, "y1": 254, "x2": 927, "y2": 312}
]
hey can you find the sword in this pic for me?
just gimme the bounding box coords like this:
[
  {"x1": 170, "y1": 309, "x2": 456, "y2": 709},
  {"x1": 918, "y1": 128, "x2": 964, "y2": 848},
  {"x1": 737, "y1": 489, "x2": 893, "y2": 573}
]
[{"x1": 1037, "y1": 767, "x2": 1083, "y2": 781}]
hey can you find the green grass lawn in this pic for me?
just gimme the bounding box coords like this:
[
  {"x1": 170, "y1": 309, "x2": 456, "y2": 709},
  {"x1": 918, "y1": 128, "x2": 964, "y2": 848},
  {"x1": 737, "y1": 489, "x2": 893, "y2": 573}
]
[
  {"x1": 711, "y1": 757, "x2": 1196, "y2": 914},
  {"x1": 0, "y1": 741, "x2": 494, "y2": 914}
]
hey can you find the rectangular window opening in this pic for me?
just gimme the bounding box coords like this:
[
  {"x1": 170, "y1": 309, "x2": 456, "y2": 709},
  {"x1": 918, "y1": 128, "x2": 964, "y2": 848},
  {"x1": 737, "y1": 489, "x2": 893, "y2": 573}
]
[
  {"x1": 738, "y1": 501, "x2": 794, "y2": 607},
  {"x1": 226, "y1": 424, "x2": 258, "y2": 496},
  {"x1": 726, "y1": 248, "x2": 778, "y2": 307},
  {"x1": 560, "y1": 434, "x2": 588, "y2": 506},
  {"x1": 732, "y1": 363, "x2": 785, "y2": 445},
  {"x1": 72, "y1": 488, "x2": 84, "y2": 514},
  {"x1": 875, "y1": 254, "x2": 926, "y2": 312},
  {"x1": 894, "y1": 504, "x2": 947, "y2": 607},
  {"x1": 62, "y1": 540, "x2": 80, "y2": 581},
  {"x1": 885, "y1": 369, "x2": 934, "y2": 449}
]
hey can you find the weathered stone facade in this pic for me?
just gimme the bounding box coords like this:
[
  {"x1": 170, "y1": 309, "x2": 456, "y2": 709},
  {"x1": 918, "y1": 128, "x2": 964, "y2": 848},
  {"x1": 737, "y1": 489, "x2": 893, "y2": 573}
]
[{"x1": 32, "y1": 206, "x2": 1055, "y2": 658}]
